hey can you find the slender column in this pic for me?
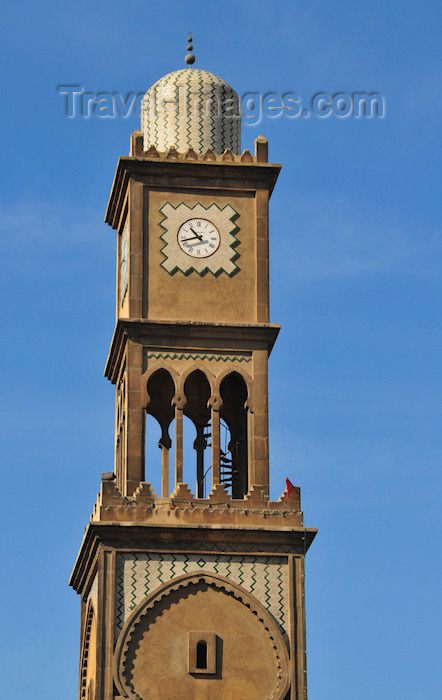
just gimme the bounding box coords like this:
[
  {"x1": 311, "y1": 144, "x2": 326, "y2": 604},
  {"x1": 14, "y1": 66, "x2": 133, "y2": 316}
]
[
  {"x1": 211, "y1": 406, "x2": 220, "y2": 488},
  {"x1": 250, "y1": 349, "x2": 269, "y2": 495},
  {"x1": 288, "y1": 555, "x2": 297, "y2": 699},
  {"x1": 96, "y1": 549, "x2": 111, "y2": 700},
  {"x1": 291, "y1": 555, "x2": 307, "y2": 700},
  {"x1": 122, "y1": 420, "x2": 128, "y2": 494},
  {"x1": 299, "y1": 556, "x2": 308, "y2": 700},
  {"x1": 174, "y1": 405, "x2": 183, "y2": 485},
  {"x1": 247, "y1": 406, "x2": 254, "y2": 493},
  {"x1": 115, "y1": 373, "x2": 126, "y2": 494},
  {"x1": 128, "y1": 180, "x2": 144, "y2": 318},
  {"x1": 104, "y1": 550, "x2": 116, "y2": 700},
  {"x1": 161, "y1": 444, "x2": 169, "y2": 497},
  {"x1": 125, "y1": 341, "x2": 145, "y2": 496},
  {"x1": 114, "y1": 391, "x2": 120, "y2": 491},
  {"x1": 256, "y1": 187, "x2": 270, "y2": 323},
  {"x1": 194, "y1": 425, "x2": 206, "y2": 498}
]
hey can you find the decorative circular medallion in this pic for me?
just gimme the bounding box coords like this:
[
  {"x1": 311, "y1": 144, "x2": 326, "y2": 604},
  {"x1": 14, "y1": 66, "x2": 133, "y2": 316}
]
[{"x1": 177, "y1": 218, "x2": 221, "y2": 258}]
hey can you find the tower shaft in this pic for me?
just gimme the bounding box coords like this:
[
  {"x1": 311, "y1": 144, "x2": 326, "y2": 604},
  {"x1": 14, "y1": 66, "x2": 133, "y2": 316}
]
[{"x1": 70, "y1": 73, "x2": 316, "y2": 700}]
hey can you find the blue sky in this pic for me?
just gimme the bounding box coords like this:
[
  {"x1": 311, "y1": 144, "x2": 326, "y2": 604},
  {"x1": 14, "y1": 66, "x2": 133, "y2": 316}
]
[{"x1": 0, "y1": 1, "x2": 441, "y2": 698}]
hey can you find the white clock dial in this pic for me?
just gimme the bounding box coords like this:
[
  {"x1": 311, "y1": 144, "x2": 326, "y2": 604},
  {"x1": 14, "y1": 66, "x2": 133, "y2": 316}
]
[{"x1": 177, "y1": 218, "x2": 220, "y2": 258}]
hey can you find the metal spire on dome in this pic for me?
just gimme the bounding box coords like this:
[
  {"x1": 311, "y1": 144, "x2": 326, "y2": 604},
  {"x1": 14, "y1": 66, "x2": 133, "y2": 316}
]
[{"x1": 185, "y1": 32, "x2": 195, "y2": 66}]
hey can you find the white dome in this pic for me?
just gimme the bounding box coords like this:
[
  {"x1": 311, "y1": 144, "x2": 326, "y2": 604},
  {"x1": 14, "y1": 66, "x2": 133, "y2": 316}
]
[{"x1": 141, "y1": 68, "x2": 241, "y2": 155}]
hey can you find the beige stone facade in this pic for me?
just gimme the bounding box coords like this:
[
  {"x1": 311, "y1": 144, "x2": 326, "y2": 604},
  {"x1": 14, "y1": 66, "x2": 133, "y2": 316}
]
[{"x1": 70, "y1": 110, "x2": 316, "y2": 699}]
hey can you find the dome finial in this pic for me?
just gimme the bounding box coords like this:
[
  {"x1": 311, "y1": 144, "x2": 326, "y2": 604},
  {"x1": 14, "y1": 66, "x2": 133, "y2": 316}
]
[{"x1": 185, "y1": 32, "x2": 195, "y2": 66}]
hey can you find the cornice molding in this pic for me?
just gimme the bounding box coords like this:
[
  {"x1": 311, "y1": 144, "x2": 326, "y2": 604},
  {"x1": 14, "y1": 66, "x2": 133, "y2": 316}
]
[
  {"x1": 69, "y1": 521, "x2": 316, "y2": 594},
  {"x1": 104, "y1": 319, "x2": 280, "y2": 383},
  {"x1": 105, "y1": 156, "x2": 281, "y2": 231}
]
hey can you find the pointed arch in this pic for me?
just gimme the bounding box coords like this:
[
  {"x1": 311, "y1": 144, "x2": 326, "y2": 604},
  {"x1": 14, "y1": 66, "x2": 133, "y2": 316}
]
[
  {"x1": 219, "y1": 372, "x2": 249, "y2": 498},
  {"x1": 176, "y1": 363, "x2": 217, "y2": 398},
  {"x1": 145, "y1": 369, "x2": 176, "y2": 496},
  {"x1": 143, "y1": 363, "x2": 179, "y2": 406},
  {"x1": 214, "y1": 365, "x2": 253, "y2": 406},
  {"x1": 146, "y1": 368, "x2": 175, "y2": 448},
  {"x1": 183, "y1": 370, "x2": 212, "y2": 425}
]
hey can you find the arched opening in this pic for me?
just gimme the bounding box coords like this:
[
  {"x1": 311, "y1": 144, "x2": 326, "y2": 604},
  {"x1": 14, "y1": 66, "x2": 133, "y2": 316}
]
[
  {"x1": 219, "y1": 372, "x2": 248, "y2": 498},
  {"x1": 181, "y1": 414, "x2": 197, "y2": 491},
  {"x1": 183, "y1": 371, "x2": 211, "y2": 497},
  {"x1": 144, "y1": 414, "x2": 163, "y2": 495},
  {"x1": 196, "y1": 640, "x2": 207, "y2": 670},
  {"x1": 145, "y1": 369, "x2": 175, "y2": 496},
  {"x1": 144, "y1": 368, "x2": 249, "y2": 499}
]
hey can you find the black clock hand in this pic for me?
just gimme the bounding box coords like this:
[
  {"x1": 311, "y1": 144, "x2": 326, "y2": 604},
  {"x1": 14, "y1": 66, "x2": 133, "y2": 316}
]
[
  {"x1": 181, "y1": 235, "x2": 203, "y2": 243},
  {"x1": 189, "y1": 226, "x2": 203, "y2": 241}
]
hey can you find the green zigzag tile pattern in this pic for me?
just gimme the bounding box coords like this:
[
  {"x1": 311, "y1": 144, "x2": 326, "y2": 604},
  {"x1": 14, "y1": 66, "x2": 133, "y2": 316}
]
[
  {"x1": 146, "y1": 351, "x2": 251, "y2": 363},
  {"x1": 277, "y1": 565, "x2": 286, "y2": 630},
  {"x1": 159, "y1": 200, "x2": 240, "y2": 277},
  {"x1": 144, "y1": 561, "x2": 150, "y2": 608},
  {"x1": 250, "y1": 561, "x2": 257, "y2": 594},
  {"x1": 115, "y1": 558, "x2": 125, "y2": 639},
  {"x1": 115, "y1": 553, "x2": 288, "y2": 640},
  {"x1": 225, "y1": 558, "x2": 232, "y2": 579},
  {"x1": 197, "y1": 69, "x2": 204, "y2": 153},
  {"x1": 157, "y1": 557, "x2": 164, "y2": 585},
  {"x1": 141, "y1": 68, "x2": 241, "y2": 154},
  {"x1": 263, "y1": 563, "x2": 272, "y2": 609},
  {"x1": 183, "y1": 70, "x2": 190, "y2": 148},
  {"x1": 237, "y1": 560, "x2": 245, "y2": 587},
  {"x1": 209, "y1": 79, "x2": 217, "y2": 147},
  {"x1": 129, "y1": 554, "x2": 140, "y2": 612}
]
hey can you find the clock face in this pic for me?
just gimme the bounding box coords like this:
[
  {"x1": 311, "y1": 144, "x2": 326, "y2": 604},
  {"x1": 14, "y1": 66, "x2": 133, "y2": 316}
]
[
  {"x1": 159, "y1": 201, "x2": 239, "y2": 276},
  {"x1": 177, "y1": 218, "x2": 220, "y2": 258}
]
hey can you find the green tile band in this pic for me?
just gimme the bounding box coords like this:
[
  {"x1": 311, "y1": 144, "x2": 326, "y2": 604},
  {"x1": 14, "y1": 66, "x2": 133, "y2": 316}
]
[{"x1": 146, "y1": 351, "x2": 251, "y2": 363}]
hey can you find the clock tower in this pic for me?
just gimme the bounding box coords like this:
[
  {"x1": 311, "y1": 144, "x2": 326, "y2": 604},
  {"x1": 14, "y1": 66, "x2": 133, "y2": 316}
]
[{"x1": 70, "y1": 39, "x2": 316, "y2": 700}]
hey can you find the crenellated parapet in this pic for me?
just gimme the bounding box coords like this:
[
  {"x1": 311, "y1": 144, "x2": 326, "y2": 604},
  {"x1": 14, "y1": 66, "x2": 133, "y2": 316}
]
[
  {"x1": 130, "y1": 130, "x2": 270, "y2": 163},
  {"x1": 91, "y1": 478, "x2": 305, "y2": 529}
]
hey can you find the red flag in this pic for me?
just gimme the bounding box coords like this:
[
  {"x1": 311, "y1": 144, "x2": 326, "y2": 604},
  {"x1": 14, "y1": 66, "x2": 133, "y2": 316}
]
[{"x1": 285, "y1": 478, "x2": 295, "y2": 499}]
